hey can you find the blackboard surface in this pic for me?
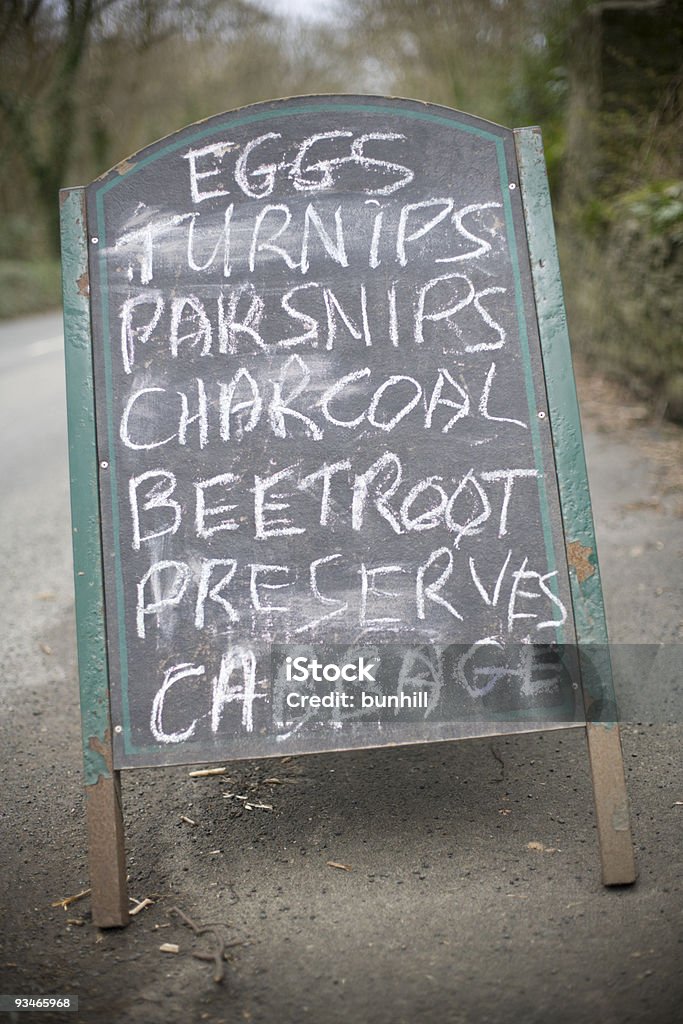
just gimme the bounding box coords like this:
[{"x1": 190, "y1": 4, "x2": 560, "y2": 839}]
[{"x1": 86, "y1": 96, "x2": 581, "y2": 768}]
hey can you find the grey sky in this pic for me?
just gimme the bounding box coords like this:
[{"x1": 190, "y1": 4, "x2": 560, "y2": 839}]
[{"x1": 261, "y1": 0, "x2": 342, "y2": 22}]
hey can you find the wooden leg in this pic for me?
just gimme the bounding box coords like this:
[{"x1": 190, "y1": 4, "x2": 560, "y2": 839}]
[
  {"x1": 85, "y1": 769, "x2": 129, "y2": 927},
  {"x1": 585, "y1": 723, "x2": 637, "y2": 885}
]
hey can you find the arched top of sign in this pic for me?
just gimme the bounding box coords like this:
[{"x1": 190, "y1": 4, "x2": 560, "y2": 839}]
[{"x1": 93, "y1": 95, "x2": 512, "y2": 192}]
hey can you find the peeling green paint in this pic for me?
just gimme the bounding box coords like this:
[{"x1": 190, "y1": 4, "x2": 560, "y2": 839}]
[
  {"x1": 60, "y1": 187, "x2": 113, "y2": 784},
  {"x1": 514, "y1": 128, "x2": 617, "y2": 723}
]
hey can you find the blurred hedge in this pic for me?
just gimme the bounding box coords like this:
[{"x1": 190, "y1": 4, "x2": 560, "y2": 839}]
[{"x1": 0, "y1": 260, "x2": 62, "y2": 320}]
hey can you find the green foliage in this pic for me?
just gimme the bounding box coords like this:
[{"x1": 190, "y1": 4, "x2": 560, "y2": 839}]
[
  {"x1": 614, "y1": 181, "x2": 683, "y2": 239},
  {"x1": 0, "y1": 214, "x2": 48, "y2": 261},
  {"x1": 571, "y1": 197, "x2": 613, "y2": 238},
  {"x1": 0, "y1": 1, "x2": 299, "y2": 259},
  {"x1": 0, "y1": 260, "x2": 62, "y2": 319},
  {"x1": 553, "y1": 0, "x2": 683, "y2": 420},
  {"x1": 562, "y1": 176, "x2": 683, "y2": 421}
]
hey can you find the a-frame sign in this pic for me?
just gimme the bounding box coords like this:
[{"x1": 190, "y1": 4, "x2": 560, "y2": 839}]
[{"x1": 60, "y1": 96, "x2": 636, "y2": 927}]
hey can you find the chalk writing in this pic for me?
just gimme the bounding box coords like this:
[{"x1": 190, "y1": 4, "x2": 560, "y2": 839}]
[{"x1": 87, "y1": 98, "x2": 578, "y2": 762}]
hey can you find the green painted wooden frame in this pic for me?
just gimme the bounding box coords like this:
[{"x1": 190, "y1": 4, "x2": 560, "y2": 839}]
[
  {"x1": 61, "y1": 186, "x2": 129, "y2": 925},
  {"x1": 515, "y1": 127, "x2": 634, "y2": 885},
  {"x1": 515, "y1": 127, "x2": 616, "y2": 722},
  {"x1": 60, "y1": 187, "x2": 113, "y2": 785}
]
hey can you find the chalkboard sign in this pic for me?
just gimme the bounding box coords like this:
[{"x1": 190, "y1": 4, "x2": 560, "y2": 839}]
[
  {"x1": 85, "y1": 96, "x2": 581, "y2": 769},
  {"x1": 63, "y1": 96, "x2": 637, "y2": 923}
]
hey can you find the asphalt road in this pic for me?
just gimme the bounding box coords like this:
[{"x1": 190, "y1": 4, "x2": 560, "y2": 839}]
[{"x1": 0, "y1": 312, "x2": 681, "y2": 1024}]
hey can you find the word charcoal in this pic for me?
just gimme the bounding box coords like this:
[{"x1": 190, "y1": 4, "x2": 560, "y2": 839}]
[{"x1": 85, "y1": 97, "x2": 581, "y2": 768}]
